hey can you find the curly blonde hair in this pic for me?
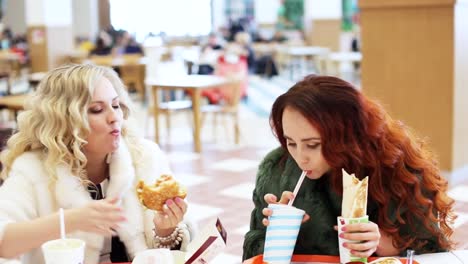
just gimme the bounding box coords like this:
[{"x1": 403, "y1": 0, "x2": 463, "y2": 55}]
[{"x1": 1, "y1": 64, "x2": 142, "y2": 184}]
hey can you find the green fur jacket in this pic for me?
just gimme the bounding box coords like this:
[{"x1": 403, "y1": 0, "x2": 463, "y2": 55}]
[{"x1": 242, "y1": 147, "x2": 445, "y2": 261}]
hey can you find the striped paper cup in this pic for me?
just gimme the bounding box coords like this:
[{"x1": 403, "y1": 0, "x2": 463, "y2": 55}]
[{"x1": 263, "y1": 204, "x2": 305, "y2": 264}]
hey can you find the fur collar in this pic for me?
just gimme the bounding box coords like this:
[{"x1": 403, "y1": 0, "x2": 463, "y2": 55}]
[{"x1": 54, "y1": 140, "x2": 148, "y2": 263}]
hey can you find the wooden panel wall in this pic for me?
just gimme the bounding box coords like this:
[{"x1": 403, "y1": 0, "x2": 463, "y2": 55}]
[
  {"x1": 359, "y1": 0, "x2": 458, "y2": 170},
  {"x1": 27, "y1": 25, "x2": 74, "y2": 72},
  {"x1": 27, "y1": 25, "x2": 49, "y2": 72},
  {"x1": 98, "y1": 0, "x2": 111, "y2": 30},
  {"x1": 452, "y1": 1, "x2": 468, "y2": 169}
]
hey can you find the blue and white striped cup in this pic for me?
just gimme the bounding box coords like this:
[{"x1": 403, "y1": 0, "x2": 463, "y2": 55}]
[{"x1": 263, "y1": 204, "x2": 305, "y2": 264}]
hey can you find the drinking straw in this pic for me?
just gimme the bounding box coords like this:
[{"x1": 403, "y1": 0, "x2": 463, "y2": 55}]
[
  {"x1": 406, "y1": 249, "x2": 415, "y2": 264},
  {"x1": 287, "y1": 171, "x2": 307, "y2": 206},
  {"x1": 59, "y1": 208, "x2": 66, "y2": 240}
]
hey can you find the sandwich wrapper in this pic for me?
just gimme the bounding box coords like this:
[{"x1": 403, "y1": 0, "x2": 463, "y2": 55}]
[
  {"x1": 338, "y1": 169, "x2": 369, "y2": 264},
  {"x1": 184, "y1": 218, "x2": 227, "y2": 264}
]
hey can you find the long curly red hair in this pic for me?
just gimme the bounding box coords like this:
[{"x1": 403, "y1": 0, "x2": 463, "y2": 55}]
[{"x1": 270, "y1": 75, "x2": 455, "y2": 252}]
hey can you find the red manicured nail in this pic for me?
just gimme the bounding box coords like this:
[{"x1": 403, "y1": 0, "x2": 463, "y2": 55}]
[{"x1": 166, "y1": 200, "x2": 173, "y2": 206}]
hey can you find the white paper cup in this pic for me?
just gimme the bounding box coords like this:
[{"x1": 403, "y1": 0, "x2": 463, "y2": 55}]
[
  {"x1": 337, "y1": 215, "x2": 369, "y2": 264},
  {"x1": 172, "y1": 250, "x2": 186, "y2": 264},
  {"x1": 263, "y1": 204, "x2": 305, "y2": 264},
  {"x1": 41, "y1": 238, "x2": 85, "y2": 264},
  {"x1": 133, "y1": 249, "x2": 175, "y2": 264}
]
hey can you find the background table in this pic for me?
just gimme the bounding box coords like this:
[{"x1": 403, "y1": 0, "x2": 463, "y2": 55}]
[{"x1": 146, "y1": 75, "x2": 230, "y2": 152}]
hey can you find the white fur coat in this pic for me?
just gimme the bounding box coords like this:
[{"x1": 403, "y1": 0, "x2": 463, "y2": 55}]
[{"x1": 0, "y1": 139, "x2": 194, "y2": 264}]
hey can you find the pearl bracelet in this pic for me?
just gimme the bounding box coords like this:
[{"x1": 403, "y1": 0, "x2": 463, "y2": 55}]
[{"x1": 153, "y1": 226, "x2": 184, "y2": 249}]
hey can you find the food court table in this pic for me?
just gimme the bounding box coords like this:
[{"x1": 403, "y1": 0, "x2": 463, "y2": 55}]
[
  {"x1": 0, "y1": 94, "x2": 29, "y2": 111},
  {"x1": 243, "y1": 250, "x2": 468, "y2": 264},
  {"x1": 146, "y1": 75, "x2": 231, "y2": 152}
]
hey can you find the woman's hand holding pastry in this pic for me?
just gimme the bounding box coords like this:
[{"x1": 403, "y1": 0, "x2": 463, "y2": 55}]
[
  {"x1": 153, "y1": 197, "x2": 187, "y2": 236},
  {"x1": 340, "y1": 221, "x2": 381, "y2": 257},
  {"x1": 261, "y1": 192, "x2": 310, "y2": 227},
  {"x1": 68, "y1": 197, "x2": 127, "y2": 236}
]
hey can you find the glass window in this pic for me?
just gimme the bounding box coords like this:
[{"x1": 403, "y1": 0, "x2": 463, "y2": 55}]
[{"x1": 110, "y1": 0, "x2": 212, "y2": 40}]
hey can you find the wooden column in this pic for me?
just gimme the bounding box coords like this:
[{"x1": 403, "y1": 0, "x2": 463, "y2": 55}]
[
  {"x1": 27, "y1": 26, "x2": 48, "y2": 72},
  {"x1": 25, "y1": 0, "x2": 74, "y2": 72},
  {"x1": 98, "y1": 0, "x2": 111, "y2": 30},
  {"x1": 359, "y1": 0, "x2": 468, "y2": 178},
  {"x1": 27, "y1": 25, "x2": 74, "y2": 72}
]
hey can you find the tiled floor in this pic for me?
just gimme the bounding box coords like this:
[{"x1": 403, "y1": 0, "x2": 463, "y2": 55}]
[{"x1": 130, "y1": 75, "x2": 468, "y2": 263}]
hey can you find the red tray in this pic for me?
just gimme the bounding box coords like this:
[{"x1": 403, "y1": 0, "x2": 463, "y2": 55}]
[{"x1": 243, "y1": 254, "x2": 418, "y2": 264}]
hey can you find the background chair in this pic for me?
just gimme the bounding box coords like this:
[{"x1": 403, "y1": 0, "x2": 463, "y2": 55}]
[
  {"x1": 201, "y1": 78, "x2": 243, "y2": 144},
  {"x1": 118, "y1": 54, "x2": 146, "y2": 101},
  {"x1": 146, "y1": 88, "x2": 193, "y2": 141}
]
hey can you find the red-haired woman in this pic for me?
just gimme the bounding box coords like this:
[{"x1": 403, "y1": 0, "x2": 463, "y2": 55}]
[{"x1": 243, "y1": 75, "x2": 456, "y2": 260}]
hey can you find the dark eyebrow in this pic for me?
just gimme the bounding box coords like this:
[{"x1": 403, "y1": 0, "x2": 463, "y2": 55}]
[
  {"x1": 284, "y1": 135, "x2": 321, "y2": 142},
  {"x1": 90, "y1": 96, "x2": 120, "y2": 104}
]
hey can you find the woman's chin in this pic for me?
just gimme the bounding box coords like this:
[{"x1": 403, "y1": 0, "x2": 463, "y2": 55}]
[
  {"x1": 306, "y1": 172, "x2": 323, "y2": 180},
  {"x1": 110, "y1": 142, "x2": 120, "y2": 152}
]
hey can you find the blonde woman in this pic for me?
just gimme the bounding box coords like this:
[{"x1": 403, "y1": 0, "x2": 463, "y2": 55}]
[{"x1": 0, "y1": 64, "x2": 194, "y2": 263}]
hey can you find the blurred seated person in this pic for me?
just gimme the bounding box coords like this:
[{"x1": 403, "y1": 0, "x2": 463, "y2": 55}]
[
  {"x1": 111, "y1": 31, "x2": 129, "y2": 56},
  {"x1": 10, "y1": 34, "x2": 28, "y2": 65},
  {"x1": 224, "y1": 32, "x2": 255, "y2": 73},
  {"x1": 229, "y1": 32, "x2": 278, "y2": 77},
  {"x1": 200, "y1": 54, "x2": 248, "y2": 104},
  {"x1": 124, "y1": 37, "x2": 144, "y2": 55},
  {"x1": 0, "y1": 27, "x2": 13, "y2": 50},
  {"x1": 77, "y1": 37, "x2": 95, "y2": 53},
  {"x1": 271, "y1": 31, "x2": 288, "y2": 43},
  {"x1": 228, "y1": 19, "x2": 245, "y2": 42},
  {"x1": 203, "y1": 33, "x2": 223, "y2": 51},
  {"x1": 351, "y1": 27, "x2": 361, "y2": 70},
  {"x1": 90, "y1": 37, "x2": 112, "y2": 56},
  {"x1": 198, "y1": 33, "x2": 224, "y2": 75}
]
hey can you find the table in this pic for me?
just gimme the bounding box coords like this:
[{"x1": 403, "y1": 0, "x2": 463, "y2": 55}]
[
  {"x1": 85, "y1": 55, "x2": 148, "y2": 67},
  {"x1": 326, "y1": 52, "x2": 362, "y2": 77},
  {"x1": 0, "y1": 94, "x2": 29, "y2": 111},
  {"x1": 279, "y1": 46, "x2": 330, "y2": 79},
  {"x1": 146, "y1": 75, "x2": 231, "y2": 152},
  {"x1": 28, "y1": 72, "x2": 46, "y2": 90},
  {"x1": 243, "y1": 251, "x2": 468, "y2": 264}
]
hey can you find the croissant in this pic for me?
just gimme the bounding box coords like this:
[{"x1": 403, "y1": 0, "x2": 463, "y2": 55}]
[{"x1": 136, "y1": 174, "x2": 187, "y2": 211}]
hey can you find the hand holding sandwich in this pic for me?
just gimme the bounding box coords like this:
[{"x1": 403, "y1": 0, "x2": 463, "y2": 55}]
[
  {"x1": 153, "y1": 197, "x2": 187, "y2": 236},
  {"x1": 339, "y1": 220, "x2": 380, "y2": 257},
  {"x1": 136, "y1": 174, "x2": 188, "y2": 236},
  {"x1": 340, "y1": 169, "x2": 380, "y2": 258}
]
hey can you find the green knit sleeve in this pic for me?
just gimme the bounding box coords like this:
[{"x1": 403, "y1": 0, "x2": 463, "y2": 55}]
[
  {"x1": 242, "y1": 148, "x2": 285, "y2": 261},
  {"x1": 242, "y1": 186, "x2": 267, "y2": 260}
]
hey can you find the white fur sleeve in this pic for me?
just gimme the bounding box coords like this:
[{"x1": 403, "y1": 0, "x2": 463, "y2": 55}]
[
  {"x1": 139, "y1": 140, "x2": 198, "y2": 250},
  {"x1": 0, "y1": 170, "x2": 37, "y2": 242}
]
